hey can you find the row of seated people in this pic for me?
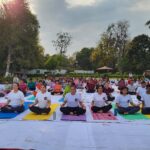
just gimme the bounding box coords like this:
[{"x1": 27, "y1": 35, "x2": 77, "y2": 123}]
[
  {"x1": 4, "y1": 76, "x2": 149, "y2": 99},
  {"x1": 0, "y1": 83, "x2": 150, "y2": 116}
]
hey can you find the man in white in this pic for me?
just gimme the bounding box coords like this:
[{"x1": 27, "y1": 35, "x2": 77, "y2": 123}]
[
  {"x1": 127, "y1": 80, "x2": 136, "y2": 95},
  {"x1": 29, "y1": 84, "x2": 51, "y2": 114},
  {"x1": 60, "y1": 85, "x2": 86, "y2": 115},
  {"x1": 0, "y1": 83, "x2": 25, "y2": 113}
]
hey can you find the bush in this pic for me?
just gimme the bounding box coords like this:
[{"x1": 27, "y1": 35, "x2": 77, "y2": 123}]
[{"x1": 0, "y1": 76, "x2": 13, "y2": 83}]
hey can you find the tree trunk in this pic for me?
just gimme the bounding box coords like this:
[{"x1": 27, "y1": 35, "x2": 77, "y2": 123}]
[{"x1": 5, "y1": 50, "x2": 11, "y2": 77}]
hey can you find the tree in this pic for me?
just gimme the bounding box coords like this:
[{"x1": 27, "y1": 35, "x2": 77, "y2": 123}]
[
  {"x1": 124, "y1": 34, "x2": 150, "y2": 73},
  {"x1": 0, "y1": 0, "x2": 44, "y2": 76},
  {"x1": 91, "y1": 33, "x2": 117, "y2": 69},
  {"x1": 76, "y1": 48, "x2": 94, "y2": 70},
  {"x1": 52, "y1": 32, "x2": 72, "y2": 55},
  {"x1": 107, "y1": 21, "x2": 129, "y2": 57},
  {"x1": 45, "y1": 54, "x2": 70, "y2": 70},
  {"x1": 146, "y1": 20, "x2": 150, "y2": 29},
  {"x1": 91, "y1": 20, "x2": 129, "y2": 72}
]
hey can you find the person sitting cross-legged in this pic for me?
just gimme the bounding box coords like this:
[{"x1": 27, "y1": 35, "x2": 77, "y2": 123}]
[
  {"x1": 141, "y1": 85, "x2": 150, "y2": 114},
  {"x1": 103, "y1": 82, "x2": 115, "y2": 102},
  {"x1": 60, "y1": 85, "x2": 86, "y2": 116},
  {"x1": 0, "y1": 83, "x2": 25, "y2": 113},
  {"x1": 51, "y1": 80, "x2": 63, "y2": 95},
  {"x1": 116, "y1": 87, "x2": 140, "y2": 114},
  {"x1": 91, "y1": 85, "x2": 112, "y2": 113},
  {"x1": 29, "y1": 84, "x2": 51, "y2": 114}
]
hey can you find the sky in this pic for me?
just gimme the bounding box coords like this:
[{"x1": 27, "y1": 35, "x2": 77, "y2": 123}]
[{"x1": 28, "y1": 0, "x2": 150, "y2": 56}]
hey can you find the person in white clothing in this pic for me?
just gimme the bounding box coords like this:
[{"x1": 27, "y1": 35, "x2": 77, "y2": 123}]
[
  {"x1": 60, "y1": 85, "x2": 86, "y2": 115},
  {"x1": 29, "y1": 84, "x2": 51, "y2": 114},
  {"x1": 141, "y1": 85, "x2": 150, "y2": 114},
  {"x1": 127, "y1": 80, "x2": 136, "y2": 95},
  {"x1": 136, "y1": 81, "x2": 146, "y2": 100},
  {"x1": 116, "y1": 87, "x2": 140, "y2": 114},
  {"x1": 0, "y1": 83, "x2": 25, "y2": 113},
  {"x1": 91, "y1": 85, "x2": 112, "y2": 113},
  {"x1": 13, "y1": 74, "x2": 19, "y2": 83}
]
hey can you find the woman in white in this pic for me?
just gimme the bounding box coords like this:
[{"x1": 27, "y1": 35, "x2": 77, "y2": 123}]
[
  {"x1": 29, "y1": 84, "x2": 51, "y2": 114},
  {"x1": 0, "y1": 83, "x2": 25, "y2": 113},
  {"x1": 141, "y1": 85, "x2": 150, "y2": 114},
  {"x1": 60, "y1": 85, "x2": 86, "y2": 115},
  {"x1": 116, "y1": 87, "x2": 140, "y2": 114},
  {"x1": 91, "y1": 85, "x2": 112, "y2": 113}
]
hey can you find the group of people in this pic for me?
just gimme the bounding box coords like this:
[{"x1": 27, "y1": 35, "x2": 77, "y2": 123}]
[{"x1": 0, "y1": 76, "x2": 150, "y2": 117}]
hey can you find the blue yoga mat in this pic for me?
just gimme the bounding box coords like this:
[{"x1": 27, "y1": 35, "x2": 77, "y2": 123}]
[
  {"x1": 0, "y1": 102, "x2": 32, "y2": 119},
  {"x1": 59, "y1": 97, "x2": 64, "y2": 102},
  {"x1": 26, "y1": 95, "x2": 35, "y2": 101}
]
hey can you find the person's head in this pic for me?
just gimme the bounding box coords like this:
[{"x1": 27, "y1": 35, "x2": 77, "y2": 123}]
[
  {"x1": 20, "y1": 79, "x2": 24, "y2": 84},
  {"x1": 70, "y1": 85, "x2": 76, "y2": 95},
  {"x1": 141, "y1": 81, "x2": 146, "y2": 88},
  {"x1": 13, "y1": 83, "x2": 19, "y2": 92},
  {"x1": 130, "y1": 80, "x2": 134, "y2": 85},
  {"x1": 120, "y1": 87, "x2": 128, "y2": 95},
  {"x1": 96, "y1": 85, "x2": 104, "y2": 94},
  {"x1": 41, "y1": 84, "x2": 47, "y2": 93},
  {"x1": 68, "y1": 80, "x2": 72, "y2": 86},
  {"x1": 39, "y1": 80, "x2": 42, "y2": 84},
  {"x1": 29, "y1": 78, "x2": 32, "y2": 82},
  {"x1": 104, "y1": 82, "x2": 109, "y2": 89},
  {"x1": 55, "y1": 80, "x2": 59, "y2": 84}
]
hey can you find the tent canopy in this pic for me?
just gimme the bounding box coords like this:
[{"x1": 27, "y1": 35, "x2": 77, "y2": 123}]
[{"x1": 96, "y1": 66, "x2": 113, "y2": 71}]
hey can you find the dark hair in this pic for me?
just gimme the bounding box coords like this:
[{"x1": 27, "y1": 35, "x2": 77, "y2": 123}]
[
  {"x1": 71, "y1": 84, "x2": 76, "y2": 89},
  {"x1": 41, "y1": 83, "x2": 47, "y2": 88},
  {"x1": 120, "y1": 87, "x2": 128, "y2": 94},
  {"x1": 13, "y1": 82, "x2": 19, "y2": 88},
  {"x1": 146, "y1": 84, "x2": 150, "y2": 89},
  {"x1": 141, "y1": 81, "x2": 146, "y2": 84},
  {"x1": 96, "y1": 85, "x2": 104, "y2": 92}
]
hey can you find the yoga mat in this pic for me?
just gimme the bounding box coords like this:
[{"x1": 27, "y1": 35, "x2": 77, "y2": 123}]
[
  {"x1": 59, "y1": 97, "x2": 64, "y2": 102},
  {"x1": 120, "y1": 113, "x2": 149, "y2": 120},
  {"x1": 92, "y1": 112, "x2": 117, "y2": 120},
  {"x1": 61, "y1": 114, "x2": 86, "y2": 121},
  {"x1": 26, "y1": 95, "x2": 35, "y2": 101},
  {"x1": 143, "y1": 115, "x2": 150, "y2": 119},
  {"x1": 23, "y1": 103, "x2": 59, "y2": 120},
  {"x1": 0, "y1": 102, "x2": 32, "y2": 119}
]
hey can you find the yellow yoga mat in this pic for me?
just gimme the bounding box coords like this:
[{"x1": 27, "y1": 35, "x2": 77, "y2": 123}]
[
  {"x1": 145, "y1": 115, "x2": 150, "y2": 119},
  {"x1": 23, "y1": 103, "x2": 59, "y2": 120}
]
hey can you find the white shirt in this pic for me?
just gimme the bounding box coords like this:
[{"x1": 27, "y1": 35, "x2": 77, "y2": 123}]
[
  {"x1": 93, "y1": 93, "x2": 108, "y2": 107},
  {"x1": 6, "y1": 90, "x2": 24, "y2": 107},
  {"x1": 136, "y1": 87, "x2": 146, "y2": 96},
  {"x1": 65, "y1": 93, "x2": 82, "y2": 107},
  {"x1": 36, "y1": 92, "x2": 51, "y2": 108},
  {"x1": 116, "y1": 94, "x2": 132, "y2": 108},
  {"x1": 142, "y1": 93, "x2": 150, "y2": 107},
  {"x1": 127, "y1": 84, "x2": 136, "y2": 92},
  {"x1": 13, "y1": 77, "x2": 19, "y2": 83}
]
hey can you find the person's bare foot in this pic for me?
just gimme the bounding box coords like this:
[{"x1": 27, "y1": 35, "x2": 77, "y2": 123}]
[
  {"x1": 70, "y1": 112, "x2": 74, "y2": 115},
  {"x1": 124, "y1": 112, "x2": 128, "y2": 115},
  {"x1": 98, "y1": 110, "x2": 103, "y2": 113}
]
